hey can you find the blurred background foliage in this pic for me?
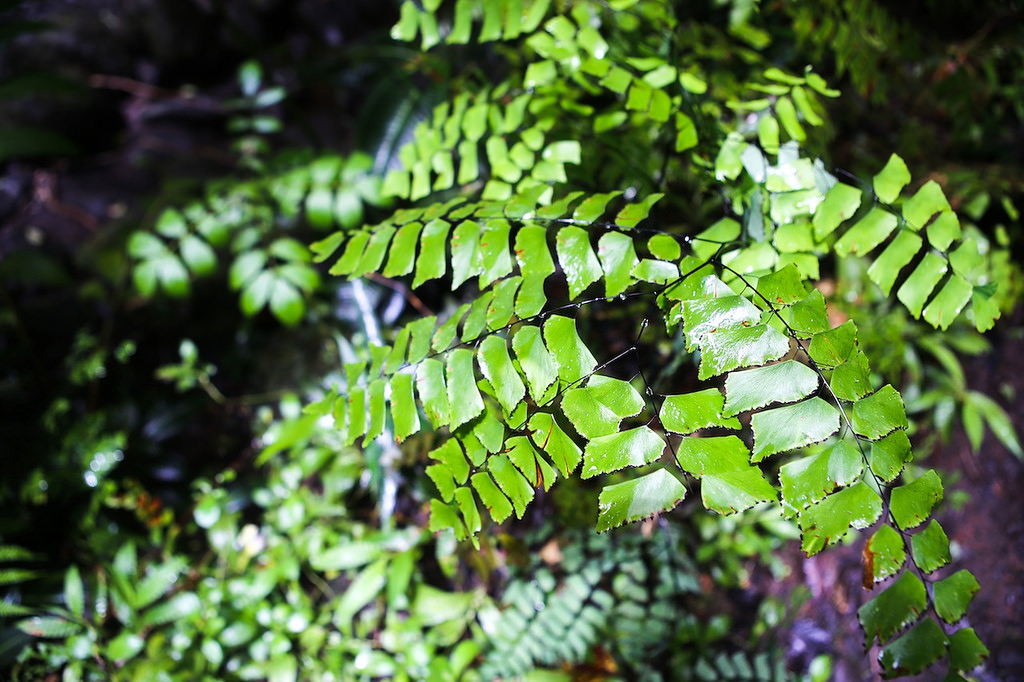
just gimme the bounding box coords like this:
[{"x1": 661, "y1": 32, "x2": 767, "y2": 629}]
[{"x1": 0, "y1": 0, "x2": 1021, "y2": 679}]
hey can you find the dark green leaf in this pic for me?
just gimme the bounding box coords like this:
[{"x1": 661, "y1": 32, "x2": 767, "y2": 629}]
[
  {"x1": 799, "y1": 481, "x2": 882, "y2": 555},
  {"x1": 850, "y1": 385, "x2": 908, "y2": 440},
  {"x1": 865, "y1": 525, "x2": 906, "y2": 585},
  {"x1": 779, "y1": 439, "x2": 864, "y2": 514},
  {"x1": 878, "y1": 618, "x2": 947, "y2": 678},
  {"x1": 869, "y1": 429, "x2": 912, "y2": 482},
  {"x1": 910, "y1": 520, "x2": 950, "y2": 573},
  {"x1": 947, "y1": 627, "x2": 988, "y2": 673},
  {"x1": 890, "y1": 469, "x2": 943, "y2": 531},
  {"x1": 934, "y1": 570, "x2": 980, "y2": 624},
  {"x1": 858, "y1": 571, "x2": 928, "y2": 644},
  {"x1": 830, "y1": 350, "x2": 873, "y2": 402},
  {"x1": 808, "y1": 320, "x2": 857, "y2": 368},
  {"x1": 595, "y1": 469, "x2": 686, "y2": 532}
]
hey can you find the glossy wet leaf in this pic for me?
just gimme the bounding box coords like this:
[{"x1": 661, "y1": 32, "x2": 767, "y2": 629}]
[
  {"x1": 934, "y1": 570, "x2": 980, "y2": 624},
  {"x1": 581, "y1": 426, "x2": 665, "y2": 479},
  {"x1": 750, "y1": 398, "x2": 840, "y2": 462},
  {"x1": 807, "y1": 320, "x2": 857, "y2": 368},
  {"x1": 754, "y1": 265, "x2": 807, "y2": 308},
  {"x1": 878, "y1": 619, "x2": 947, "y2": 678},
  {"x1": 562, "y1": 375, "x2": 644, "y2": 439},
  {"x1": 660, "y1": 388, "x2": 740, "y2": 435},
  {"x1": 527, "y1": 412, "x2": 582, "y2": 477},
  {"x1": 864, "y1": 525, "x2": 906, "y2": 585},
  {"x1": 910, "y1": 520, "x2": 950, "y2": 574},
  {"x1": 512, "y1": 325, "x2": 558, "y2": 404},
  {"x1": 543, "y1": 315, "x2": 597, "y2": 385},
  {"x1": 890, "y1": 469, "x2": 943, "y2": 531},
  {"x1": 556, "y1": 226, "x2": 602, "y2": 299},
  {"x1": 675, "y1": 436, "x2": 777, "y2": 514},
  {"x1": 830, "y1": 350, "x2": 872, "y2": 402},
  {"x1": 869, "y1": 429, "x2": 912, "y2": 482},
  {"x1": 595, "y1": 468, "x2": 686, "y2": 532},
  {"x1": 699, "y1": 324, "x2": 791, "y2": 381},
  {"x1": 799, "y1": 481, "x2": 882, "y2": 555},
  {"x1": 850, "y1": 385, "x2": 908, "y2": 439},
  {"x1": 446, "y1": 349, "x2": 484, "y2": 429},
  {"x1": 723, "y1": 360, "x2": 819, "y2": 416},
  {"x1": 858, "y1": 571, "x2": 928, "y2": 644},
  {"x1": 779, "y1": 439, "x2": 863, "y2": 514},
  {"x1": 597, "y1": 231, "x2": 639, "y2": 298}
]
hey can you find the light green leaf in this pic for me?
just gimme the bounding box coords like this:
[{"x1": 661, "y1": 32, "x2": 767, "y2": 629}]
[
  {"x1": 488, "y1": 454, "x2": 534, "y2": 518},
  {"x1": 808, "y1": 320, "x2": 857, "y2": 368},
  {"x1": 903, "y1": 180, "x2": 951, "y2": 230},
  {"x1": 543, "y1": 315, "x2": 597, "y2": 385},
  {"x1": 872, "y1": 154, "x2": 911, "y2": 204},
  {"x1": 180, "y1": 234, "x2": 217, "y2": 276},
  {"x1": 141, "y1": 591, "x2": 200, "y2": 627},
  {"x1": 878, "y1": 619, "x2": 947, "y2": 678},
  {"x1": 775, "y1": 96, "x2": 805, "y2": 141},
  {"x1": 364, "y1": 379, "x2": 386, "y2": 442},
  {"x1": 556, "y1": 226, "x2": 602, "y2": 299},
  {"x1": 595, "y1": 468, "x2": 686, "y2": 532},
  {"x1": 830, "y1": 350, "x2": 872, "y2": 402},
  {"x1": 64, "y1": 565, "x2": 84, "y2": 618},
  {"x1": 714, "y1": 133, "x2": 746, "y2": 181},
  {"x1": 868, "y1": 229, "x2": 923, "y2": 296},
  {"x1": 512, "y1": 325, "x2": 559, "y2": 405},
  {"x1": 17, "y1": 616, "x2": 82, "y2": 638},
  {"x1": 527, "y1": 412, "x2": 582, "y2": 477},
  {"x1": 581, "y1": 426, "x2": 664, "y2": 479},
  {"x1": 562, "y1": 375, "x2": 644, "y2": 439},
  {"x1": 865, "y1": 525, "x2": 906, "y2": 584},
  {"x1": 631, "y1": 259, "x2": 678, "y2": 284},
  {"x1": 724, "y1": 360, "x2": 819, "y2": 416},
  {"x1": 470, "y1": 472, "x2": 514, "y2": 523},
  {"x1": 334, "y1": 559, "x2": 388, "y2": 626},
  {"x1": 506, "y1": 435, "x2": 556, "y2": 490},
  {"x1": 107, "y1": 631, "x2": 145, "y2": 662},
  {"x1": 446, "y1": 349, "x2": 484, "y2": 429},
  {"x1": 485, "y1": 275, "x2": 521, "y2": 331},
  {"x1": 660, "y1": 388, "x2": 740, "y2": 435},
  {"x1": 754, "y1": 264, "x2": 807, "y2": 308},
  {"x1": 413, "y1": 218, "x2": 451, "y2": 288},
  {"x1": 479, "y1": 219, "x2": 513, "y2": 288},
  {"x1": 269, "y1": 279, "x2": 304, "y2": 326},
  {"x1": 382, "y1": 221, "x2": 424, "y2": 277},
  {"x1": 699, "y1": 325, "x2": 791, "y2": 380},
  {"x1": 329, "y1": 231, "x2": 370, "y2": 276},
  {"x1": 647, "y1": 234, "x2": 680, "y2": 261},
  {"x1": 450, "y1": 220, "x2": 483, "y2": 289},
  {"x1": 478, "y1": 336, "x2": 526, "y2": 414},
  {"x1": 890, "y1": 469, "x2": 943, "y2": 531},
  {"x1": 922, "y1": 275, "x2": 972, "y2": 330},
  {"x1": 680, "y1": 296, "x2": 761, "y2": 351},
  {"x1": 850, "y1": 385, "x2": 908, "y2": 439},
  {"x1": 926, "y1": 210, "x2": 961, "y2": 250},
  {"x1": 779, "y1": 439, "x2": 864, "y2": 514},
  {"x1": 910, "y1": 520, "x2": 950, "y2": 573},
  {"x1": 751, "y1": 398, "x2": 839, "y2": 461},
  {"x1": 785, "y1": 290, "x2": 830, "y2": 336},
  {"x1": 799, "y1": 481, "x2": 882, "y2": 555},
  {"x1": 812, "y1": 183, "x2": 862, "y2": 238},
  {"x1": 572, "y1": 191, "x2": 621, "y2": 223},
  {"x1": 416, "y1": 358, "x2": 449, "y2": 428},
  {"x1": 615, "y1": 193, "x2": 664, "y2": 229},
  {"x1": 934, "y1": 570, "x2": 980, "y2": 624},
  {"x1": 675, "y1": 436, "x2": 777, "y2": 514},
  {"x1": 834, "y1": 207, "x2": 898, "y2": 257}
]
